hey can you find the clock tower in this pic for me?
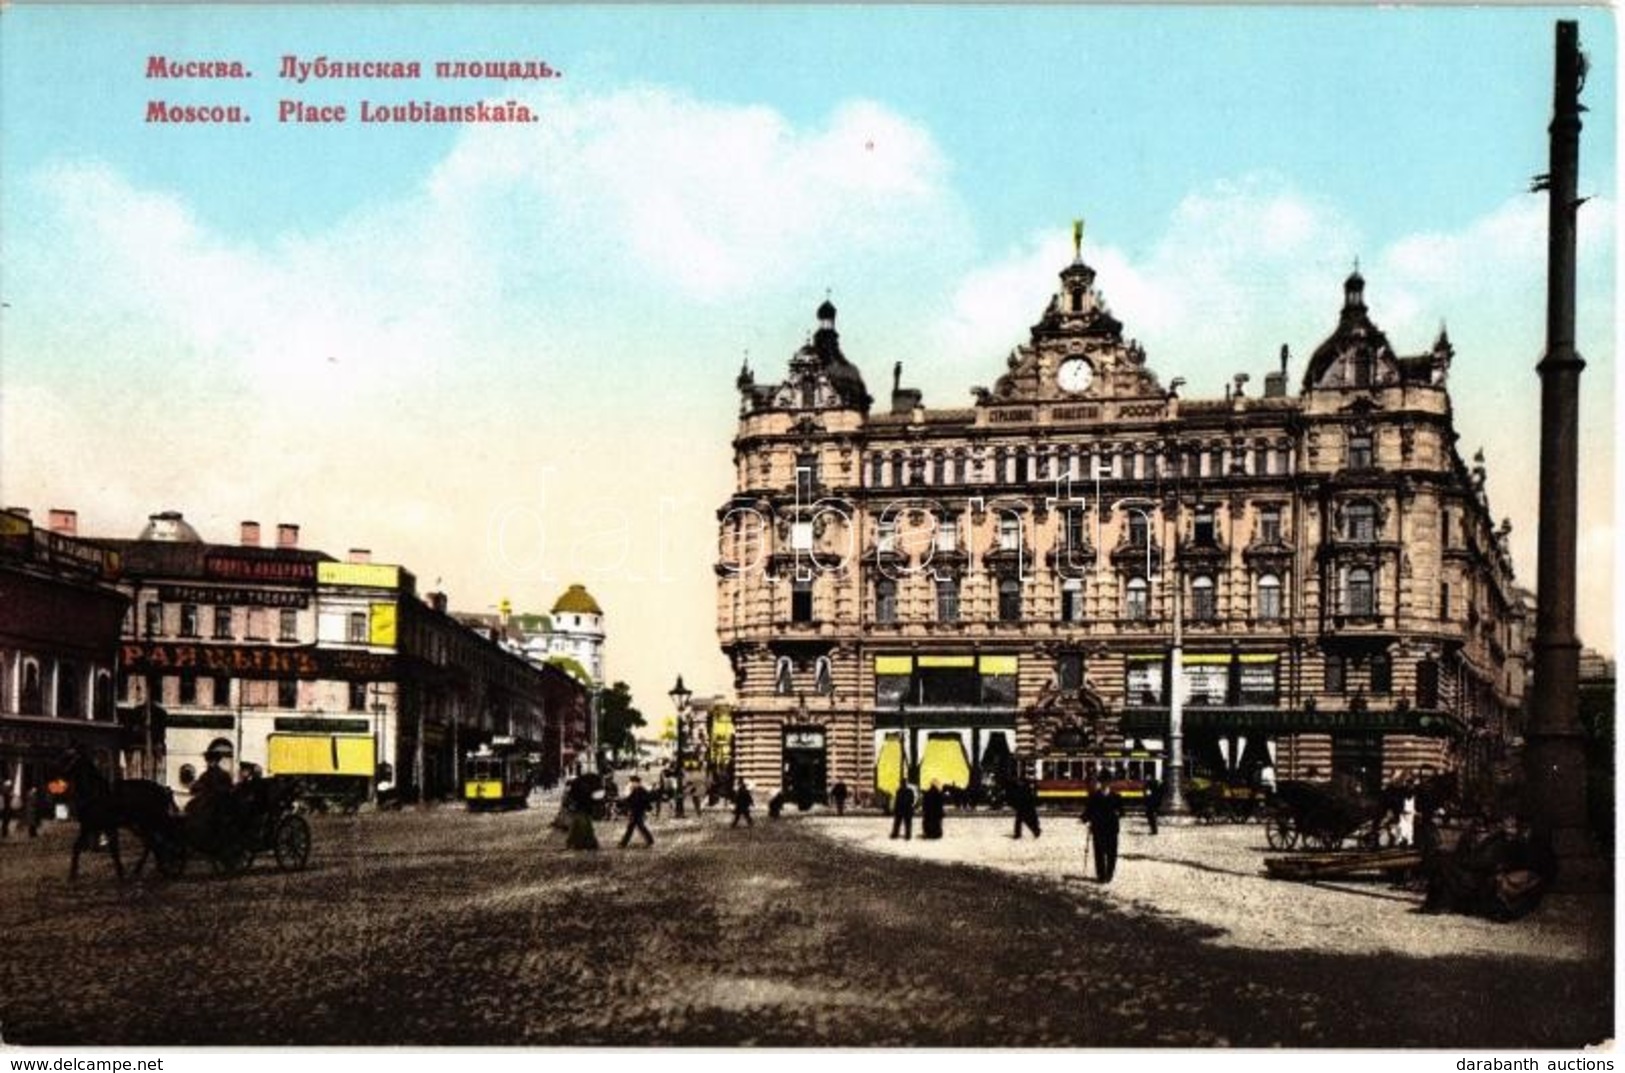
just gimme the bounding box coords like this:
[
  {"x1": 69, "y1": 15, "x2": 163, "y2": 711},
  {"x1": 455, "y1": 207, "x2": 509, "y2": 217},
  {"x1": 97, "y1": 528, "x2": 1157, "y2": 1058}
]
[{"x1": 981, "y1": 229, "x2": 1164, "y2": 407}]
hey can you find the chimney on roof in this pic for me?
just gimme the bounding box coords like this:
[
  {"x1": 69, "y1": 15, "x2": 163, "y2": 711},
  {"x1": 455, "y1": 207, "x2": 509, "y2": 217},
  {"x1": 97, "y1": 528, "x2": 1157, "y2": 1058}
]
[
  {"x1": 47, "y1": 509, "x2": 77, "y2": 537},
  {"x1": 276, "y1": 523, "x2": 299, "y2": 549},
  {"x1": 429, "y1": 591, "x2": 448, "y2": 613},
  {"x1": 241, "y1": 521, "x2": 261, "y2": 547},
  {"x1": 348, "y1": 548, "x2": 372, "y2": 564}
]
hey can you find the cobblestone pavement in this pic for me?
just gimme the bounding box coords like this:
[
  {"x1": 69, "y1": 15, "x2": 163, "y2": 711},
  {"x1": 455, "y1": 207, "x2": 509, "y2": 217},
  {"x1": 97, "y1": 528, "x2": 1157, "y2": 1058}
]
[{"x1": 0, "y1": 806, "x2": 1611, "y2": 1048}]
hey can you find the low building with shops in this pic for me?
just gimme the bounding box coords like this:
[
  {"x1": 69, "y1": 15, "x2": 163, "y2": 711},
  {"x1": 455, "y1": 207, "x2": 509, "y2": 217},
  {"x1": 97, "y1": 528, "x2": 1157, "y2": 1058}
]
[
  {"x1": 78, "y1": 511, "x2": 586, "y2": 800},
  {"x1": 716, "y1": 244, "x2": 1529, "y2": 804},
  {"x1": 0, "y1": 508, "x2": 129, "y2": 816}
]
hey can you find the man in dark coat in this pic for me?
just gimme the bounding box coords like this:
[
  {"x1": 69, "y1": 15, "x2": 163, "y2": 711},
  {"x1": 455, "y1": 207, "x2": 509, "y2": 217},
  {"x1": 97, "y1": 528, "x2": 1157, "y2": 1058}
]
[
  {"x1": 731, "y1": 780, "x2": 754, "y2": 827},
  {"x1": 889, "y1": 781, "x2": 916, "y2": 840},
  {"x1": 830, "y1": 779, "x2": 849, "y2": 816},
  {"x1": 1143, "y1": 775, "x2": 1164, "y2": 836},
  {"x1": 619, "y1": 775, "x2": 654, "y2": 847},
  {"x1": 1084, "y1": 777, "x2": 1123, "y2": 882},
  {"x1": 921, "y1": 779, "x2": 946, "y2": 839},
  {"x1": 1010, "y1": 776, "x2": 1041, "y2": 839}
]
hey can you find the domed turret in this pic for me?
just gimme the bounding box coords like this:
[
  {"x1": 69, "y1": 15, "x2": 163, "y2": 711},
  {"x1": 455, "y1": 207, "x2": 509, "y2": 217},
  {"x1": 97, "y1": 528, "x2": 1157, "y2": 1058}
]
[
  {"x1": 546, "y1": 584, "x2": 605, "y2": 687},
  {"x1": 137, "y1": 510, "x2": 202, "y2": 543}
]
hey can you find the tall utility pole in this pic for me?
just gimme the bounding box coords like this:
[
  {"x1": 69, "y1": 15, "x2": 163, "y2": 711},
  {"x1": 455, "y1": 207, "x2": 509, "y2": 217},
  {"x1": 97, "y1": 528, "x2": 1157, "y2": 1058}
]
[{"x1": 1525, "y1": 20, "x2": 1596, "y2": 882}]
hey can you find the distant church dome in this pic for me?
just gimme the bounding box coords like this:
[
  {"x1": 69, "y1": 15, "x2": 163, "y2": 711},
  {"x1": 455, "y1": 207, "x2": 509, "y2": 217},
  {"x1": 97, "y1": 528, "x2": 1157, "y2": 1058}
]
[{"x1": 551, "y1": 583, "x2": 603, "y2": 617}]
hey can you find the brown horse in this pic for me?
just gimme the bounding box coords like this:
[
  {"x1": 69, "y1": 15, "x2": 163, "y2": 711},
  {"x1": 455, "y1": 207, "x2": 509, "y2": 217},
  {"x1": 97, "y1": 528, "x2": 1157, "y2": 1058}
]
[{"x1": 59, "y1": 748, "x2": 178, "y2": 880}]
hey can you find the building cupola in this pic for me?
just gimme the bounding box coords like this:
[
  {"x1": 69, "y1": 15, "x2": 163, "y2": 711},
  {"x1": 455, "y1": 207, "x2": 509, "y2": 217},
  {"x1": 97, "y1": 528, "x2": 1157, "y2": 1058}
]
[{"x1": 1342, "y1": 266, "x2": 1368, "y2": 320}]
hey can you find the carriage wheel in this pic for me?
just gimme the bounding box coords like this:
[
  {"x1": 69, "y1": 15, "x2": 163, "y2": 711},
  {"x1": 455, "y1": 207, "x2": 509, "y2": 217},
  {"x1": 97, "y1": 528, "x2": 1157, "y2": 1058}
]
[
  {"x1": 1265, "y1": 814, "x2": 1298, "y2": 850},
  {"x1": 273, "y1": 815, "x2": 312, "y2": 872}
]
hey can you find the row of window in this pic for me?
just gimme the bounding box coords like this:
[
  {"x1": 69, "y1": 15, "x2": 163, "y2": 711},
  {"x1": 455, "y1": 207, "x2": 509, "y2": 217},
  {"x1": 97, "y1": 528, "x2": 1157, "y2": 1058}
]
[
  {"x1": 0, "y1": 657, "x2": 112, "y2": 719},
  {"x1": 787, "y1": 566, "x2": 1385, "y2": 626},
  {"x1": 849, "y1": 442, "x2": 1304, "y2": 491},
  {"x1": 138, "y1": 602, "x2": 371, "y2": 644},
  {"x1": 775, "y1": 500, "x2": 1399, "y2": 560},
  {"x1": 845, "y1": 653, "x2": 1435, "y2": 709},
  {"x1": 130, "y1": 674, "x2": 374, "y2": 711},
  {"x1": 855, "y1": 573, "x2": 1297, "y2": 625}
]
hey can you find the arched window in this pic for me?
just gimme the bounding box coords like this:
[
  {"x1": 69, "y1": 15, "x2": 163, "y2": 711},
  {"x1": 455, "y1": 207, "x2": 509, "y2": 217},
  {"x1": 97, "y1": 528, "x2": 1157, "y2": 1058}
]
[
  {"x1": 56, "y1": 663, "x2": 82, "y2": 719},
  {"x1": 870, "y1": 453, "x2": 884, "y2": 487},
  {"x1": 1346, "y1": 567, "x2": 1375, "y2": 616},
  {"x1": 998, "y1": 577, "x2": 1022, "y2": 622},
  {"x1": 94, "y1": 671, "x2": 114, "y2": 721},
  {"x1": 1190, "y1": 576, "x2": 1216, "y2": 621},
  {"x1": 814, "y1": 657, "x2": 834, "y2": 696},
  {"x1": 1125, "y1": 577, "x2": 1149, "y2": 621},
  {"x1": 774, "y1": 657, "x2": 794, "y2": 696},
  {"x1": 1257, "y1": 574, "x2": 1282, "y2": 621},
  {"x1": 932, "y1": 452, "x2": 947, "y2": 486}
]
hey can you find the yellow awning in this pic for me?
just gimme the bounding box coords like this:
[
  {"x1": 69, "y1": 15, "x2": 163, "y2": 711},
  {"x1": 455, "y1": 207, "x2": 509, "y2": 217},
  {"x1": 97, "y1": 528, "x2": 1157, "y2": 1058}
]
[
  {"x1": 874, "y1": 735, "x2": 905, "y2": 796},
  {"x1": 874, "y1": 656, "x2": 913, "y2": 675},
  {"x1": 920, "y1": 736, "x2": 971, "y2": 790},
  {"x1": 978, "y1": 655, "x2": 1018, "y2": 674},
  {"x1": 918, "y1": 655, "x2": 974, "y2": 668}
]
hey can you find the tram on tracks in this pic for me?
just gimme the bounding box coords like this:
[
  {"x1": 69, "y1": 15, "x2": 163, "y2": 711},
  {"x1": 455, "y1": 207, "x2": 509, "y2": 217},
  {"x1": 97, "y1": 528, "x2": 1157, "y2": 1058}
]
[
  {"x1": 1032, "y1": 749, "x2": 1163, "y2": 806},
  {"x1": 463, "y1": 741, "x2": 532, "y2": 810}
]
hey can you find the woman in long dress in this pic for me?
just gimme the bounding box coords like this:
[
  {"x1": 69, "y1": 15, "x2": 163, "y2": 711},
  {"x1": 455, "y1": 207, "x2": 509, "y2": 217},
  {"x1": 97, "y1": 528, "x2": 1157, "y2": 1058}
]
[{"x1": 921, "y1": 779, "x2": 946, "y2": 839}]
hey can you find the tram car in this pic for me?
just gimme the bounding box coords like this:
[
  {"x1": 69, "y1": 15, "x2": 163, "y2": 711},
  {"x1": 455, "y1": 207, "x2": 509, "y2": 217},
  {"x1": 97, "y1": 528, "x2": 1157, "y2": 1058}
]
[
  {"x1": 463, "y1": 744, "x2": 531, "y2": 810},
  {"x1": 1032, "y1": 750, "x2": 1162, "y2": 807}
]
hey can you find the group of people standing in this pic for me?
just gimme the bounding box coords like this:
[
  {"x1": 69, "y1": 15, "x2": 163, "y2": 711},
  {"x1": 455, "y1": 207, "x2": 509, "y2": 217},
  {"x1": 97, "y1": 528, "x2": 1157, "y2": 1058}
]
[
  {"x1": 886, "y1": 773, "x2": 1166, "y2": 885},
  {"x1": 887, "y1": 778, "x2": 953, "y2": 840}
]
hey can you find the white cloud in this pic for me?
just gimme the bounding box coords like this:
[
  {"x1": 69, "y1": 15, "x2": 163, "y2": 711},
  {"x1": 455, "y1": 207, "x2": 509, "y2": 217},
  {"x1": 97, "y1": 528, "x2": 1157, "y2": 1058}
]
[{"x1": 430, "y1": 88, "x2": 967, "y2": 303}]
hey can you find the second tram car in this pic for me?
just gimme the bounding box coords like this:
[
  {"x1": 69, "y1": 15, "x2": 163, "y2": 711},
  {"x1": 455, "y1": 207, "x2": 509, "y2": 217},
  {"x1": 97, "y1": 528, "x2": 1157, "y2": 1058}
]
[
  {"x1": 463, "y1": 744, "x2": 531, "y2": 810},
  {"x1": 1032, "y1": 750, "x2": 1162, "y2": 806}
]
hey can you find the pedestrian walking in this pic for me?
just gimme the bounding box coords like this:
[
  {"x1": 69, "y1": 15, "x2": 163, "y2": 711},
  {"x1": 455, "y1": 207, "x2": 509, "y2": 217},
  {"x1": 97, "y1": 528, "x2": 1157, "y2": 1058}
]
[
  {"x1": 889, "y1": 781, "x2": 916, "y2": 840},
  {"x1": 1010, "y1": 776, "x2": 1041, "y2": 839},
  {"x1": 619, "y1": 775, "x2": 654, "y2": 848},
  {"x1": 1083, "y1": 777, "x2": 1122, "y2": 883},
  {"x1": 921, "y1": 779, "x2": 945, "y2": 840},
  {"x1": 731, "y1": 780, "x2": 755, "y2": 827},
  {"x1": 830, "y1": 779, "x2": 849, "y2": 816},
  {"x1": 0, "y1": 777, "x2": 14, "y2": 839},
  {"x1": 1143, "y1": 775, "x2": 1164, "y2": 836}
]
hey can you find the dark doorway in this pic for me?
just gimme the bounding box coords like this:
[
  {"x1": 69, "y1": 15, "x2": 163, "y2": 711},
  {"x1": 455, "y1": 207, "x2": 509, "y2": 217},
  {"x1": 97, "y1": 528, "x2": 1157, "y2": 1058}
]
[{"x1": 782, "y1": 726, "x2": 827, "y2": 810}]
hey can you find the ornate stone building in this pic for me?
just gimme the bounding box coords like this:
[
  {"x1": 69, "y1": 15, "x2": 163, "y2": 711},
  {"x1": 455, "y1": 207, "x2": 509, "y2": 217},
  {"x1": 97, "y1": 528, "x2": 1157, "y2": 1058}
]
[{"x1": 717, "y1": 242, "x2": 1529, "y2": 804}]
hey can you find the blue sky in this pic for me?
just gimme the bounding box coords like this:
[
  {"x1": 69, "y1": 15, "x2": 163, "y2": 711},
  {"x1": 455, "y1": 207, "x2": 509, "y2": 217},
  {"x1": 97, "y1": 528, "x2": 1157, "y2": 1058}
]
[{"x1": 1, "y1": 5, "x2": 1616, "y2": 710}]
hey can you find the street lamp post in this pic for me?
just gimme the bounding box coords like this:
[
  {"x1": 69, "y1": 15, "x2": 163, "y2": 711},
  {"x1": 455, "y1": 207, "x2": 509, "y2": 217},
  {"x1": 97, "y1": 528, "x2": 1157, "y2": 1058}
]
[{"x1": 669, "y1": 675, "x2": 692, "y2": 819}]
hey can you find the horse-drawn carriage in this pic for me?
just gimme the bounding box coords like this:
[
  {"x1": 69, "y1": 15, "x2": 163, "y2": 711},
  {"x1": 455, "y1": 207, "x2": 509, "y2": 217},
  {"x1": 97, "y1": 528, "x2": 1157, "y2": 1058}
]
[
  {"x1": 1185, "y1": 777, "x2": 1268, "y2": 824},
  {"x1": 60, "y1": 747, "x2": 312, "y2": 881},
  {"x1": 148, "y1": 777, "x2": 313, "y2": 876},
  {"x1": 1264, "y1": 778, "x2": 1396, "y2": 851}
]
